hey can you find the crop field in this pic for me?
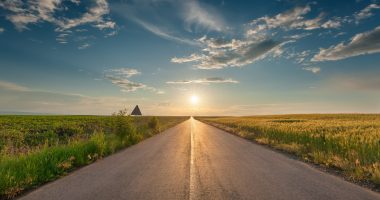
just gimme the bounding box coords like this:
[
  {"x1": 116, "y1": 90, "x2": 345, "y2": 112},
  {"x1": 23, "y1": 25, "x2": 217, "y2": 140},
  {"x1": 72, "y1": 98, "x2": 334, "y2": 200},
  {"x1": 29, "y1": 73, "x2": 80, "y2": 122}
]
[
  {"x1": 0, "y1": 114, "x2": 188, "y2": 199},
  {"x1": 197, "y1": 114, "x2": 380, "y2": 188}
]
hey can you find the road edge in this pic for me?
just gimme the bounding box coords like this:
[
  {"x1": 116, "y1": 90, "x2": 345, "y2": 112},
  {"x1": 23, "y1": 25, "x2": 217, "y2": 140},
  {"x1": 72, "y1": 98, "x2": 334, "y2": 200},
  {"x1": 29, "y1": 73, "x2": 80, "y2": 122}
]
[
  {"x1": 13, "y1": 118, "x2": 190, "y2": 200},
  {"x1": 194, "y1": 118, "x2": 380, "y2": 194}
]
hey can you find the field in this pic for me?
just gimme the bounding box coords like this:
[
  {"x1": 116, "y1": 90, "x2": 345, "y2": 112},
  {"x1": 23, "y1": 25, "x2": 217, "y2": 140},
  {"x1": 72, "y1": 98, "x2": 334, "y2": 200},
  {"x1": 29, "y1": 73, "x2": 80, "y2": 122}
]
[
  {"x1": 197, "y1": 114, "x2": 380, "y2": 188},
  {"x1": 0, "y1": 114, "x2": 188, "y2": 199}
]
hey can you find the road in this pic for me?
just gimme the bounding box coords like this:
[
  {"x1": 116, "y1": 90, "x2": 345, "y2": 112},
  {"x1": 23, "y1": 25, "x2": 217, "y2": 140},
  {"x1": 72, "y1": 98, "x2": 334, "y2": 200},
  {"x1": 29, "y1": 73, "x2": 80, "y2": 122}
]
[{"x1": 19, "y1": 118, "x2": 380, "y2": 200}]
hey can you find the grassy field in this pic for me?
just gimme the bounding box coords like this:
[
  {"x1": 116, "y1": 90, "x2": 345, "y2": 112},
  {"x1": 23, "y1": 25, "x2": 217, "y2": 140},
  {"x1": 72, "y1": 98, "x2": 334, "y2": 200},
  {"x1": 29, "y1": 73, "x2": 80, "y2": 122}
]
[
  {"x1": 197, "y1": 114, "x2": 380, "y2": 189},
  {"x1": 0, "y1": 113, "x2": 188, "y2": 199}
]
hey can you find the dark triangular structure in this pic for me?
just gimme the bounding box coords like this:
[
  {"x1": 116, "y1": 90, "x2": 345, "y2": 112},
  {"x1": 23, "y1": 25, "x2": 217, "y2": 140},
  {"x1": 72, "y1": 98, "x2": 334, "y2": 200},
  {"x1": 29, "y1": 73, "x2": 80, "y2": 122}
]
[{"x1": 131, "y1": 105, "x2": 142, "y2": 116}]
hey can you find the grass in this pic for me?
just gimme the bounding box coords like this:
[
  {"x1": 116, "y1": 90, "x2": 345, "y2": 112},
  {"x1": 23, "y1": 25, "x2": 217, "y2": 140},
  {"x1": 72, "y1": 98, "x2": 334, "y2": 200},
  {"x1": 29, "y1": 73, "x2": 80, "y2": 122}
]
[
  {"x1": 0, "y1": 114, "x2": 188, "y2": 199},
  {"x1": 196, "y1": 114, "x2": 380, "y2": 189}
]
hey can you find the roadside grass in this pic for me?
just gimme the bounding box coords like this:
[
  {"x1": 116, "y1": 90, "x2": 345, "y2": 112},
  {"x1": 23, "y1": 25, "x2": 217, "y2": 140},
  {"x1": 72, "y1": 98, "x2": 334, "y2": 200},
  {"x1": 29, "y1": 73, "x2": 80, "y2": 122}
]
[
  {"x1": 196, "y1": 114, "x2": 380, "y2": 189},
  {"x1": 0, "y1": 114, "x2": 188, "y2": 199}
]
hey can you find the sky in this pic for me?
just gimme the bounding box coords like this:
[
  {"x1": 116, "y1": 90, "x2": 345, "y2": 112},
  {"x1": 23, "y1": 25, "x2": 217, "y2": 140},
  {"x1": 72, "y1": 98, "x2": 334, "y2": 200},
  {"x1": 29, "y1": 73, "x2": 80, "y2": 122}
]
[{"x1": 0, "y1": 0, "x2": 380, "y2": 115}]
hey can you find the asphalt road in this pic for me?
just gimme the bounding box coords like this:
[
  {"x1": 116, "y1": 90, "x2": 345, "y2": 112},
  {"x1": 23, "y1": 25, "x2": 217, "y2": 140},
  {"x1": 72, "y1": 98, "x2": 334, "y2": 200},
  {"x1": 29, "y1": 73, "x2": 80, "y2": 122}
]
[{"x1": 19, "y1": 118, "x2": 380, "y2": 200}]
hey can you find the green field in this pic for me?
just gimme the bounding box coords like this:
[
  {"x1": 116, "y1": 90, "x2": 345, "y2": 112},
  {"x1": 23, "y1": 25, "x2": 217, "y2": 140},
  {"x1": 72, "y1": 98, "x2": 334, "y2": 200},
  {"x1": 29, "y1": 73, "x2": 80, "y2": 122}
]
[
  {"x1": 0, "y1": 114, "x2": 188, "y2": 199},
  {"x1": 197, "y1": 114, "x2": 380, "y2": 188}
]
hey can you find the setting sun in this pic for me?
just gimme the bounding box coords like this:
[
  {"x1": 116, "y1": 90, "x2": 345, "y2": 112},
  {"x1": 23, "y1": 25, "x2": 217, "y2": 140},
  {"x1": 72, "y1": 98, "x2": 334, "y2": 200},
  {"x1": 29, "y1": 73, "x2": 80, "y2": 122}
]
[{"x1": 191, "y1": 95, "x2": 199, "y2": 105}]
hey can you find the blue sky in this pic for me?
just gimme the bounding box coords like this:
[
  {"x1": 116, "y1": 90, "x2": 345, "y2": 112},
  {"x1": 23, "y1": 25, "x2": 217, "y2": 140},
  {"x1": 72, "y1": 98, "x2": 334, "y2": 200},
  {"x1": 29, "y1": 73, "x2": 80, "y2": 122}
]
[{"x1": 0, "y1": 0, "x2": 379, "y2": 115}]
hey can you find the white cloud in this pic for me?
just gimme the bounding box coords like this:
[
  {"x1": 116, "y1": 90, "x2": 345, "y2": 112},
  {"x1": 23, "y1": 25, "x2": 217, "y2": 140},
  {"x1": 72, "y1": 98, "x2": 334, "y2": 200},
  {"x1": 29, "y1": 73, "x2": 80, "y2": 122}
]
[
  {"x1": 166, "y1": 77, "x2": 239, "y2": 84},
  {"x1": 108, "y1": 77, "x2": 147, "y2": 92},
  {"x1": 0, "y1": 0, "x2": 116, "y2": 32},
  {"x1": 54, "y1": 0, "x2": 114, "y2": 31},
  {"x1": 0, "y1": 27, "x2": 4, "y2": 33},
  {"x1": 104, "y1": 68, "x2": 163, "y2": 94},
  {"x1": 182, "y1": 1, "x2": 226, "y2": 32},
  {"x1": 248, "y1": 5, "x2": 323, "y2": 33},
  {"x1": 93, "y1": 21, "x2": 115, "y2": 30},
  {"x1": 78, "y1": 43, "x2": 90, "y2": 49},
  {"x1": 172, "y1": 36, "x2": 284, "y2": 69},
  {"x1": 312, "y1": 26, "x2": 380, "y2": 61},
  {"x1": 321, "y1": 19, "x2": 341, "y2": 29},
  {"x1": 171, "y1": 54, "x2": 204, "y2": 63},
  {"x1": 302, "y1": 66, "x2": 321, "y2": 74},
  {"x1": 109, "y1": 68, "x2": 141, "y2": 78},
  {"x1": 354, "y1": 3, "x2": 380, "y2": 22}
]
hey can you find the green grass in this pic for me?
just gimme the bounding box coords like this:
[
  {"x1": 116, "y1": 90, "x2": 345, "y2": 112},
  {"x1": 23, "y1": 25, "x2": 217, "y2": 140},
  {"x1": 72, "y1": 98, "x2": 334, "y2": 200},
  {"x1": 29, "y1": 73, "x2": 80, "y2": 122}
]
[
  {"x1": 0, "y1": 114, "x2": 188, "y2": 199},
  {"x1": 196, "y1": 114, "x2": 380, "y2": 188}
]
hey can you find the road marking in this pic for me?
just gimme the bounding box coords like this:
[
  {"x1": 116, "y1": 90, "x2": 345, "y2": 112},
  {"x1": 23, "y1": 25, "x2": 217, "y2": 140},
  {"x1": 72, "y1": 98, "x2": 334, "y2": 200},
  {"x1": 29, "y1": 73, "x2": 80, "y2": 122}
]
[{"x1": 189, "y1": 117, "x2": 195, "y2": 200}]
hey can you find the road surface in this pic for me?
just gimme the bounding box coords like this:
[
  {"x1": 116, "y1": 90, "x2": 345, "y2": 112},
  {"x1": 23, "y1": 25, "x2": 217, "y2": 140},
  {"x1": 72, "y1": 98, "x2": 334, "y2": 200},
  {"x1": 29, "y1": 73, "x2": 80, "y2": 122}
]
[{"x1": 19, "y1": 118, "x2": 380, "y2": 200}]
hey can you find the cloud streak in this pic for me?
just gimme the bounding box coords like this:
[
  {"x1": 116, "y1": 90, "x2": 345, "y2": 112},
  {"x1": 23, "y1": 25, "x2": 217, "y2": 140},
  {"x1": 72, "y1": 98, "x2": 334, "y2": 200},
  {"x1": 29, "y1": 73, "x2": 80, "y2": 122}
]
[
  {"x1": 312, "y1": 26, "x2": 380, "y2": 61},
  {"x1": 182, "y1": 0, "x2": 226, "y2": 32},
  {"x1": 166, "y1": 77, "x2": 238, "y2": 84},
  {"x1": 354, "y1": 3, "x2": 380, "y2": 22},
  {"x1": 130, "y1": 18, "x2": 199, "y2": 46},
  {"x1": 247, "y1": 5, "x2": 323, "y2": 34},
  {"x1": 0, "y1": 80, "x2": 30, "y2": 92},
  {"x1": 105, "y1": 68, "x2": 163, "y2": 94},
  {"x1": 302, "y1": 66, "x2": 321, "y2": 74}
]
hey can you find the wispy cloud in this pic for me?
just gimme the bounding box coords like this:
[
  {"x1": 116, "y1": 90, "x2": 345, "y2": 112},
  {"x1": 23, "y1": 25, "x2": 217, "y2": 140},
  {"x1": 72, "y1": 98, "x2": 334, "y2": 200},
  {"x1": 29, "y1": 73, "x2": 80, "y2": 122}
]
[
  {"x1": 0, "y1": 0, "x2": 116, "y2": 33},
  {"x1": 166, "y1": 77, "x2": 239, "y2": 84},
  {"x1": 182, "y1": 0, "x2": 226, "y2": 32},
  {"x1": 354, "y1": 3, "x2": 380, "y2": 22},
  {"x1": 108, "y1": 68, "x2": 141, "y2": 78},
  {"x1": 131, "y1": 18, "x2": 199, "y2": 46},
  {"x1": 302, "y1": 66, "x2": 321, "y2": 74},
  {"x1": 0, "y1": 27, "x2": 4, "y2": 33},
  {"x1": 171, "y1": 4, "x2": 349, "y2": 69},
  {"x1": 247, "y1": 4, "x2": 323, "y2": 34},
  {"x1": 172, "y1": 36, "x2": 285, "y2": 69},
  {"x1": 78, "y1": 43, "x2": 90, "y2": 50},
  {"x1": 171, "y1": 54, "x2": 204, "y2": 64},
  {"x1": 312, "y1": 26, "x2": 380, "y2": 61},
  {"x1": 0, "y1": 80, "x2": 150, "y2": 115},
  {"x1": 104, "y1": 68, "x2": 163, "y2": 94},
  {"x1": 321, "y1": 19, "x2": 342, "y2": 29},
  {"x1": 0, "y1": 80, "x2": 30, "y2": 92}
]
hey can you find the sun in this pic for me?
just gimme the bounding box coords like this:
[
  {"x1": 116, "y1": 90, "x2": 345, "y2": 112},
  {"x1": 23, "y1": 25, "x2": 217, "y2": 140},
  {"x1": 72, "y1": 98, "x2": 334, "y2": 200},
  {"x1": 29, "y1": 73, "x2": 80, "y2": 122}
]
[{"x1": 190, "y1": 95, "x2": 199, "y2": 105}]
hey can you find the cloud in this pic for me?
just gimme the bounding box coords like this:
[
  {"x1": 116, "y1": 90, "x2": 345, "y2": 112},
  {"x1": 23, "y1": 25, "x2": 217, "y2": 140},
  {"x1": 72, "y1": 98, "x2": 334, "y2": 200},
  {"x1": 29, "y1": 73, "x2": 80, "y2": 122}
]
[
  {"x1": 172, "y1": 36, "x2": 284, "y2": 69},
  {"x1": 321, "y1": 19, "x2": 341, "y2": 29},
  {"x1": 78, "y1": 43, "x2": 90, "y2": 50},
  {"x1": 129, "y1": 17, "x2": 199, "y2": 46},
  {"x1": 0, "y1": 0, "x2": 116, "y2": 32},
  {"x1": 312, "y1": 26, "x2": 380, "y2": 61},
  {"x1": 104, "y1": 68, "x2": 163, "y2": 94},
  {"x1": 354, "y1": 3, "x2": 380, "y2": 22},
  {"x1": 0, "y1": 27, "x2": 4, "y2": 33},
  {"x1": 166, "y1": 77, "x2": 239, "y2": 84},
  {"x1": 171, "y1": 54, "x2": 204, "y2": 63},
  {"x1": 286, "y1": 50, "x2": 311, "y2": 64},
  {"x1": 182, "y1": 1, "x2": 226, "y2": 32},
  {"x1": 248, "y1": 5, "x2": 323, "y2": 33},
  {"x1": 93, "y1": 21, "x2": 115, "y2": 30},
  {"x1": 171, "y1": 4, "x2": 339, "y2": 69},
  {"x1": 302, "y1": 66, "x2": 321, "y2": 74},
  {"x1": 108, "y1": 68, "x2": 141, "y2": 78},
  {"x1": 107, "y1": 77, "x2": 147, "y2": 92},
  {"x1": 0, "y1": 80, "x2": 30, "y2": 92}
]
